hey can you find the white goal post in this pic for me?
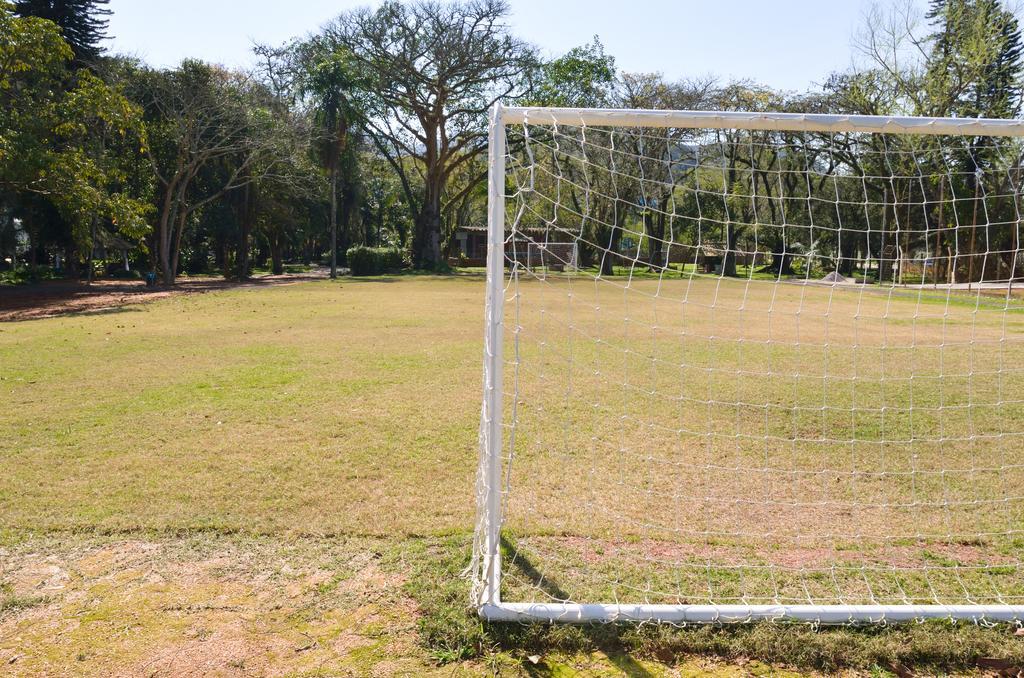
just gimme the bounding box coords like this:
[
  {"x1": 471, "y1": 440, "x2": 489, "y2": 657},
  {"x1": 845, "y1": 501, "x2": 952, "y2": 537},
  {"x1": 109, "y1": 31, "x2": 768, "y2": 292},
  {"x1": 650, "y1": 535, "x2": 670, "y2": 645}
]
[{"x1": 473, "y1": 104, "x2": 1024, "y2": 624}]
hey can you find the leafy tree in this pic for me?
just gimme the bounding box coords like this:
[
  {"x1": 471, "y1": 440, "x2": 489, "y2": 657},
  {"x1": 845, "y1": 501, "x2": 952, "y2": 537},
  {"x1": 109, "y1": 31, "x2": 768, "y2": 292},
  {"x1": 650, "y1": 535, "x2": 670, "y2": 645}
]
[
  {"x1": 924, "y1": 0, "x2": 1024, "y2": 281},
  {"x1": 925, "y1": 0, "x2": 1023, "y2": 119},
  {"x1": 828, "y1": 0, "x2": 1024, "y2": 283},
  {"x1": 233, "y1": 55, "x2": 321, "y2": 279},
  {"x1": 325, "y1": 0, "x2": 536, "y2": 269},
  {"x1": 359, "y1": 152, "x2": 411, "y2": 249},
  {"x1": 13, "y1": 0, "x2": 110, "y2": 63},
  {"x1": 519, "y1": 39, "x2": 616, "y2": 272},
  {"x1": 47, "y1": 69, "x2": 150, "y2": 280},
  {"x1": 0, "y1": 1, "x2": 73, "y2": 194},
  {"x1": 131, "y1": 60, "x2": 300, "y2": 284},
  {"x1": 617, "y1": 73, "x2": 716, "y2": 272},
  {"x1": 531, "y1": 37, "x2": 616, "y2": 108},
  {"x1": 1, "y1": 2, "x2": 148, "y2": 275}
]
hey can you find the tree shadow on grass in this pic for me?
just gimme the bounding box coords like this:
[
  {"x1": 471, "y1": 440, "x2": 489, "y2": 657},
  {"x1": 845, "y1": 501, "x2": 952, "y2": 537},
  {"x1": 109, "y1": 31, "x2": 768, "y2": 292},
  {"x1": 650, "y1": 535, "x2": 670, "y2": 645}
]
[{"x1": 1, "y1": 304, "x2": 148, "y2": 323}]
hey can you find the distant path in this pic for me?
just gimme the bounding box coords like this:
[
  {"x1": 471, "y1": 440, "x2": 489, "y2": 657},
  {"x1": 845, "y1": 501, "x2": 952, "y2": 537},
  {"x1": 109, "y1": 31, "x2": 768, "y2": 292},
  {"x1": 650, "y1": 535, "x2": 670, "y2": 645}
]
[{"x1": 0, "y1": 267, "x2": 330, "y2": 322}]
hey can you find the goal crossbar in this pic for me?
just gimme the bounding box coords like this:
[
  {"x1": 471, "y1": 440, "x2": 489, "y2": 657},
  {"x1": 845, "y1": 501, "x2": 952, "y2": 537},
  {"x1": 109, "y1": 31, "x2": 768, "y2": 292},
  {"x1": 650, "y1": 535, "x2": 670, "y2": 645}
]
[
  {"x1": 501, "y1": 106, "x2": 1024, "y2": 136},
  {"x1": 474, "y1": 104, "x2": 1024, "y2": 625}
]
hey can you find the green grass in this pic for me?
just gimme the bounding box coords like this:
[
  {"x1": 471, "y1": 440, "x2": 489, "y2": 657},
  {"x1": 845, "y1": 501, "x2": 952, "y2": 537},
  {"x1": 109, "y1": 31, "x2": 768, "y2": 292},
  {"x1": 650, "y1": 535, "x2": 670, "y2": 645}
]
[
  {"x1": 414, "y1": 537, "x2": 1024, "y2": 675},
  {"x1": 0, "y1": 277, "x2": 481, "y2": 536},
  {"x1": 2, "y1": 275, "x2": 1024, "y2": 675}
]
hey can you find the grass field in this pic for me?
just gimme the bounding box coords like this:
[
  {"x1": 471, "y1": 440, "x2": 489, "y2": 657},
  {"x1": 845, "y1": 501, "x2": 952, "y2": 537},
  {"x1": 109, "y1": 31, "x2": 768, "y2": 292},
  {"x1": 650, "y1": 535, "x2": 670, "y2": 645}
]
[{"x1": 3, "y1": 274, "x2": 1024, "y2": 676}]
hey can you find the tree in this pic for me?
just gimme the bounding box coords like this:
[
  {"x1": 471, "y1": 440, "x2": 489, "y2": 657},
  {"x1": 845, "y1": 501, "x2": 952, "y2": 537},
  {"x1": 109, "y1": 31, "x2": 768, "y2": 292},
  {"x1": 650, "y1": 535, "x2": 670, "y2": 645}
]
[
  {"x1": 930, "y1": 0, "x2": 1023, "y2": 282},
  {"x1": 530, "y1": 37, "x2": 615, "y2": 108},
  {"x1": 326, "y1": 0, "x2": 536, "y2": 269},
  {"x1": 231, "y1": 48, "x2": 322, "y2": 279},
  {"x1": 1, "y1": 1, "x2": 75, "y2": 268},
  {"x1": 527, "y1": 39, "x2": 618, "y2": 273},
  {"x1": 617, "y1": 73, "x2": 715, "y2": 272},
  {"x1": 359, "y1": 152, "x2": 412, "y2": 249},
  {"x1": 925, "y1": 0, "x2": 1023, "y2": 119},
  {"x1": 47, "y1": 69, "x2": 150, "y2": 282},
  {"x1": 133, "y1": 60, "x2": 297, "y2": 284},
  {"x1": 0, "y1": 2, "x2": 74, "y2": 193},
  {"x1": 1, "y1": 2, "x2": 148, "y2": 274},
  {"x1": 13, "y1": 0, "x2": 110, "y2": 63},
  {"x1": 847, "y1": 0, "x2": 1024, "y2": 283},
  {"x1": 294, "y1": 38, "x2": 363, "y2": 279}
]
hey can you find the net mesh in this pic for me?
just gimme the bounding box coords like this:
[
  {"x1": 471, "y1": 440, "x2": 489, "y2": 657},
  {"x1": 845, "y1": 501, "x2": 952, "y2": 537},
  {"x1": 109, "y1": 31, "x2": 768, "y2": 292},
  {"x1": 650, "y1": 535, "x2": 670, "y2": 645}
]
[{"x1": 473, "y1": 110, "x2": 1024, "y2": 621}]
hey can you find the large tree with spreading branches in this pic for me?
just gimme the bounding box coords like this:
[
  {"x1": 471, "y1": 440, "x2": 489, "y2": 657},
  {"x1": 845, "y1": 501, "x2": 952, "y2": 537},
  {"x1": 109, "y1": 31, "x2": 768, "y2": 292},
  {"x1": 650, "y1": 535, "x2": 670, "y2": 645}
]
[{"x1": 325, "y1": 0, "x2": 536, "y2": 269}]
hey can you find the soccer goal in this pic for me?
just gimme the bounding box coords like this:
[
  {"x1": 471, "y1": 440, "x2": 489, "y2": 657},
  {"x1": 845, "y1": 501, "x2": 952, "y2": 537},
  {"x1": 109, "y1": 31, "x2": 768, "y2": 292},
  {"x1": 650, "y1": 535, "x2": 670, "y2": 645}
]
[{"x1": 472, "y1": 105, "x2": 1024, "y2": 624}]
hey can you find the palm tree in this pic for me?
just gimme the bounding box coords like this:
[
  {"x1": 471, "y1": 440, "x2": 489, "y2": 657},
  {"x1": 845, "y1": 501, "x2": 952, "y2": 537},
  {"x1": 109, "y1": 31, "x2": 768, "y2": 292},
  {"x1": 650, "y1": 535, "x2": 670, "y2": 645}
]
[{"x1": 297, "y1": 39, "x2": 361, "y2": 279}]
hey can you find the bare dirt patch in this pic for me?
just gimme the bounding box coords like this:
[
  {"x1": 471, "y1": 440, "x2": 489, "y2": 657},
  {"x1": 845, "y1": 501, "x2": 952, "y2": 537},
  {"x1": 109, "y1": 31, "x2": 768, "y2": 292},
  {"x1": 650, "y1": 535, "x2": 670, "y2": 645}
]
[
  {"x1": 0, "y1": 268, "x2": 328, "y2": 322},
  {"x1": 0, "y1": 535, "x2": 445, "y2": 677}
]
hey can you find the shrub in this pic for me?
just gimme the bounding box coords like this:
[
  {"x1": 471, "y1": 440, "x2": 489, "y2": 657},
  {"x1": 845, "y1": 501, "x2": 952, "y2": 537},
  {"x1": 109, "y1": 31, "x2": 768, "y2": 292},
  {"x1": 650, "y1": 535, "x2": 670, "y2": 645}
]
[
  {"x1": 0, "y1": 265, "x2": 61, "y2": 285},
  {"x1": 346, "y1": 246, "x2": 406, "y2": 276},
  {"x1": 109, "y1": 268, "x2": 141, "y2": 280}
]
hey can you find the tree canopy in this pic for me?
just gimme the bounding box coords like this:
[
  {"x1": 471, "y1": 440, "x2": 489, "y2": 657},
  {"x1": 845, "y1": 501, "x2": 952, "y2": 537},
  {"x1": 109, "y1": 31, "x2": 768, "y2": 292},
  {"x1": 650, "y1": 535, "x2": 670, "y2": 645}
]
[
  {"x1": 2, "y1": 0, "x2": 1023, "y2": 286},
  {"x1": 13, "y1": 0, "x2": 111, "y2": 62},
  {"x1": 325, "y1": 0, "x2": 537, "y2": 268}
]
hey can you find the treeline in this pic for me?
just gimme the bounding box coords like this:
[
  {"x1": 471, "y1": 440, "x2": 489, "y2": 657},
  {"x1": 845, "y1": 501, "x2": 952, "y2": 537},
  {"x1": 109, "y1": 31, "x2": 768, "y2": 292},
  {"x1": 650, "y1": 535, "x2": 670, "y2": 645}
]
[
  {"x1": 515, "y1": 0, "x2": 1024, "y2": 284},
  {"x1": 1, "y1": 0, "x2": 1021, "y2": 284}
]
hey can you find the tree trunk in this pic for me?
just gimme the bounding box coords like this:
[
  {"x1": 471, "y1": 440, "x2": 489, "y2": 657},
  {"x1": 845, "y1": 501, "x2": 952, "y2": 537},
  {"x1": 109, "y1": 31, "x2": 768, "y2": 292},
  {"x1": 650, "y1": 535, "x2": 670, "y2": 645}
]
[
  {"x1": 235, "y1": 182, "x2": 255, "y2": 281},
  {"x1": 600, "y1": 247, "x2": 614, "y2": 276},
  {"x1": 763, "y1": 243, "x2": 795, "y2": 276},
  {"x1": 157, "y1": 192, "x2": 175, "y2": 285},
  {"x1": 879, "y1": 187, "x2": 894, "y2": 283},
  {"x1": 270, "y1": 237, "x2": 284, "y2": 275},
  {"x1": 168, "y1": 209, "x2": 188, "y2": 285},
  {"x1": 156, "y1": 169, "x2": 188, "y2": 285},
  {"x1": 330, "y1": 166, "x2": 338, "y2": 279},
  {"x1": 935, "y1": 179, "x2": 946, "y2": 286},
  {"x1": 647, "y1": 208, "x2": 667, "y2": 271},
  {"x1": 898, "y1": 185, "x2": 910, "y2": 285},
  {"x1": 414, "y1": 198, "x2": 443, "y2": 269},
  {"x1": 722, "y1": 223, "x2": 738, "y2": 277},
  {"x1": 599, "y1": 221, "x2": 622, "y2": 277},
  {"x1": 414, "y1": 124, "x2": 444, "y2": 270},
  {"x1": 87, "y1": 215, "x2": 97, "y2": 284},
  {"x1": 340, "y1": 179, "x2": 355, "y2": 266},
  {"x1": 237, "y1": 219, "x2": 251, "y2": 280},
  {"x1": 838, "y1": 213, "x2": 857, "y2": 276},
  {"x1": 968, "y1": 179, "x2": 981, "y2": 285}
]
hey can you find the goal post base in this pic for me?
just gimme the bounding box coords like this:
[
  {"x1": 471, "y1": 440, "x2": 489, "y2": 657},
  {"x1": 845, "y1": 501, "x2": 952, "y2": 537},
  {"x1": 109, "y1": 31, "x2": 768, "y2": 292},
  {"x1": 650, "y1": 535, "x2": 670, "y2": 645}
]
[{"x1": 479, "y1": 602, "x2": 1024, "y2": 624}]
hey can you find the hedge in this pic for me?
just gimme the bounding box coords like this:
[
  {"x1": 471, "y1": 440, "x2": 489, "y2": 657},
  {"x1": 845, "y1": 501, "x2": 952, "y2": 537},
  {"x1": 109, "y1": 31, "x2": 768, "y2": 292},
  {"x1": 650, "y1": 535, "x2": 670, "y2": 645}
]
[{"x1": 346, "y1": 246, "x2": 406, "y2": 276}]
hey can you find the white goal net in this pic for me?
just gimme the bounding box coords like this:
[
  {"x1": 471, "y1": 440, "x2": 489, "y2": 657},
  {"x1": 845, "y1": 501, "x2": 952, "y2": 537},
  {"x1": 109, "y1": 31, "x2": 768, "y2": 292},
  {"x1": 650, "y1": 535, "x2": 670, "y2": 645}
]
[{"x1": 472, "y1": 106, "x2": 1024, "y2": 623}]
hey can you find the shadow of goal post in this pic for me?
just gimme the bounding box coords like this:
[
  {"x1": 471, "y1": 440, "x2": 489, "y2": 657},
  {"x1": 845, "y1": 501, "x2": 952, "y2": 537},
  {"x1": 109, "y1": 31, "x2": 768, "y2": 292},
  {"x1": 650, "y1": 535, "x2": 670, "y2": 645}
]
[{"x1": 473, "y1": 103, "x2": 1024, "y2": 625}]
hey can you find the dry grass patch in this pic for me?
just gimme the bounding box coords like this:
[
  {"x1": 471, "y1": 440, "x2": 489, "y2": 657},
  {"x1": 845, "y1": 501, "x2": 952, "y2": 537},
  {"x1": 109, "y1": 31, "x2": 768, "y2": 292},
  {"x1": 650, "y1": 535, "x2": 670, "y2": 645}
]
[{"x1": 0, "y1": 534, "x2": 452, "y2": 676}]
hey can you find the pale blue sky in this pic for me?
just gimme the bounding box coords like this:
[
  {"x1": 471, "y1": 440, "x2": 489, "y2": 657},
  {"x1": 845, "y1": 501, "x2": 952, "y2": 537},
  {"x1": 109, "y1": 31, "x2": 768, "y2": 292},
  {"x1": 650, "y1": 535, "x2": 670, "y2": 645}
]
[{"x1": 106, "y1": 0, "x2": 927, "y2": 92}]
